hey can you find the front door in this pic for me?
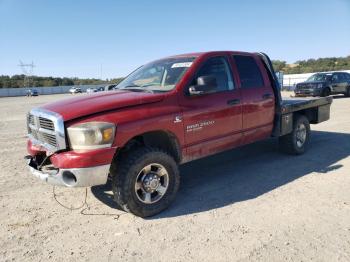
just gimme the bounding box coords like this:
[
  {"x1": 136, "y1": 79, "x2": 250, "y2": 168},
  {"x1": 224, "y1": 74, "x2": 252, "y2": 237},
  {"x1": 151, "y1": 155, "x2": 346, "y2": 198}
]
[{"x1": 179, "y1": 56, "x2": 242, "y2": 161}]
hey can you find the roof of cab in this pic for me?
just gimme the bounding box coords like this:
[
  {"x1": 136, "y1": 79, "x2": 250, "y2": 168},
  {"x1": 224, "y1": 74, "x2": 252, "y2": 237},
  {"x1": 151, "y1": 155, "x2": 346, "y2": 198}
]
[{"x1": 167, "y1": 50, "x2": 257, "y2": 59}]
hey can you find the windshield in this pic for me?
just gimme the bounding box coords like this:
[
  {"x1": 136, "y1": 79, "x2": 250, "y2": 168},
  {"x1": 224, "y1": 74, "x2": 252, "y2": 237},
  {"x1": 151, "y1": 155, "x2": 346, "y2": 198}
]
[
  {"x1": 117, "y1": 57, "x2": 195, "y2": 92},
  {"x1": 306, "y1": 73, "x2": 331, "y2": 82}
]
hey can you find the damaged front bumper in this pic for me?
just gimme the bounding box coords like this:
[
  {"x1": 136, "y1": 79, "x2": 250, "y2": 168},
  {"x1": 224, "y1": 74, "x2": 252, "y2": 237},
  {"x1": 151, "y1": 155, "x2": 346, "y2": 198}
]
[{"x1": 26, "y1": 156, "x2": 110, "y2": 187}]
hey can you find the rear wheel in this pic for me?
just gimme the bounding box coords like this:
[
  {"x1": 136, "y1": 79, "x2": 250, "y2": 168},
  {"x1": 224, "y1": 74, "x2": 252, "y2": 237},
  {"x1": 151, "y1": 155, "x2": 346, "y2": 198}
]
[
  {"x1": 111, "y1": 147, "x2": 180, "y2": 217},
  {"x1": 279, "y1": 115, "x2": 310, "y2": 155}
]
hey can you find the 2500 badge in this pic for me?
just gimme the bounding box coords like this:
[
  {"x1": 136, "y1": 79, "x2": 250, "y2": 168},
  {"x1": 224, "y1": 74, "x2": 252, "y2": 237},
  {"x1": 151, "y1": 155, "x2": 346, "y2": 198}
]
[{"x1": 186, "y1": 120, "x2": 215, "y2": 132}]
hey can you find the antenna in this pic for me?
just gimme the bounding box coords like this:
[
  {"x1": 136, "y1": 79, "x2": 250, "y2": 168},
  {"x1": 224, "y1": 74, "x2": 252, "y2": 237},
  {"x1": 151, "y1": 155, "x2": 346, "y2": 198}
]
[{"x1": 18, "y1": 60, "x2": 35, "y2": 87}]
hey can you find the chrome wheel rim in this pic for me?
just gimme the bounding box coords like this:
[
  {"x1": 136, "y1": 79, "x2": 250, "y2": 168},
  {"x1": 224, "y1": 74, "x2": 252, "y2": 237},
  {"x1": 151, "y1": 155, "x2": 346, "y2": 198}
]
[
  {"x1": 135, "y1": 163, "x2": 169, "y2": 204},
  {"x1": 296, "y1": 123, "x2": 307, "y2": 148}
]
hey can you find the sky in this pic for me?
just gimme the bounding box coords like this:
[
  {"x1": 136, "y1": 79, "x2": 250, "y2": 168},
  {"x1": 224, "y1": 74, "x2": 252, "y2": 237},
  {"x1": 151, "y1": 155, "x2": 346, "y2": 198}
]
[{"x1": 0, "y1": 0, "x2": 349, "y2": 79}]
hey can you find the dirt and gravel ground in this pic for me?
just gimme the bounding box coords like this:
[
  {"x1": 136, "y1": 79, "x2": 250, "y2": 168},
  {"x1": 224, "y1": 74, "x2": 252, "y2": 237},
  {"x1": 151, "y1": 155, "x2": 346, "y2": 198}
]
[{"x1": 0, "y1": 92, "x2": 349, "y2": 262}]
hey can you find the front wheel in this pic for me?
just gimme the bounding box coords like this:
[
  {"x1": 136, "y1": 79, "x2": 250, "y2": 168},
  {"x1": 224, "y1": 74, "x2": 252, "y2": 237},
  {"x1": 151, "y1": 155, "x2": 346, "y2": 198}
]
[
  {"x1": 279, "y1": 115, "x2": 310, "y2": 155},
  {"x1": 111, "y1": 147, "x2": 180, "y2": 217},
  {"x1": 345, "y1": 87, "x2": 350, "y2": 97},
  {"x1": 321, "y1": 88, "x2": 331, "y2": 97}
]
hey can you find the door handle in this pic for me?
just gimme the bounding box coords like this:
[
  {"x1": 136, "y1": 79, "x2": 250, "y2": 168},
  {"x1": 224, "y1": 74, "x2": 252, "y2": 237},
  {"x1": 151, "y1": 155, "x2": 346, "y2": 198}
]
[
  {"x1": 227, "y1": 99, "x2": 240, "y2": 105},
  {"x1": 262, "y1": 93, "x2": 273, "y2": 99}
]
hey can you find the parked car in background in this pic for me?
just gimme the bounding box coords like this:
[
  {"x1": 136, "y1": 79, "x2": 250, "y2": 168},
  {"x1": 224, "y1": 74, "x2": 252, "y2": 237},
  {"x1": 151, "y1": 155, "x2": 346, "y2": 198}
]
[
  {"x1": 86, "y1": 87, "x2": 97, "y2": 93},
  {"x1": 69, "y1": 87, "x2": 82, "y2": 94},
  {"x1": 87, "y1": 85, "x2": 118, "y2": 93},
  {"x1": 295, "y1": 72, "x2": 350, "y2": 97},
  {"x1": 26, "y1": 89, "x2": 39, "y2": 97},
  {"x1": 96, "y1": 86, "x2": 105, "y2": 92},
  {"x1": 104, "y1": 84, "x2": 117, "y2": 91}
]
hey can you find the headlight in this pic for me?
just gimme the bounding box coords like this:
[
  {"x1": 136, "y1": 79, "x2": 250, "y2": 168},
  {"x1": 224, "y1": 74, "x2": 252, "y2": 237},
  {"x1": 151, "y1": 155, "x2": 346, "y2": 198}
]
[
  {"x1": 316, "y1": 83, "x2": 323, "y2": 89},
  {"x1": 67, "y1": 122, "x2": 116, "y2": 151}
]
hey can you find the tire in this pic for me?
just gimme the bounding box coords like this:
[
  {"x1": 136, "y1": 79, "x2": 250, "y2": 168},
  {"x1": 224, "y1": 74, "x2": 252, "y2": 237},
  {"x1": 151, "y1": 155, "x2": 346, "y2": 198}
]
[
  {"x1": 111, "y1": 147, "x2": 180, "y2": 217},
  {"x1": 321, "y1": 88, "x2": 331, "y2": 97},
  {"x1": 345, "y1": 87, "x2": 350, "y2": 97},
  {"x1": 279, "y1": 115, "x2": 310, "y2": 155}
]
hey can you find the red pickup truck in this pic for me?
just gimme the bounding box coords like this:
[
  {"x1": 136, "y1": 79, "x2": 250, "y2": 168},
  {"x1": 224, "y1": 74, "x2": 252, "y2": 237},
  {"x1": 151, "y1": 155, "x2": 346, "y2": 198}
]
[{"x1": 26, "y1": 51, "x2": 332, "y2": 217}]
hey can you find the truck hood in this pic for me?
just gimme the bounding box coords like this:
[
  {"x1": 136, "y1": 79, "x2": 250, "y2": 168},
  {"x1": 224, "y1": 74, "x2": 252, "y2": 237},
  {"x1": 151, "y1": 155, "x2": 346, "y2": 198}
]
[{"x1": 41, "y1": 90, "x2": 165, "y2": 121}]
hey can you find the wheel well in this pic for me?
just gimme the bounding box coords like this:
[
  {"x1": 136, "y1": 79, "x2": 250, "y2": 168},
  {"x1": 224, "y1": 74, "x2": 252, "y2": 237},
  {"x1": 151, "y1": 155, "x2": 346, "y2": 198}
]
[
  {"x1": 321, "y1": 86, "x2": 331, "y2": 95},
  {"x1": 293, "y1": 109, "x2": 316, "y2": 124},
  {"x1": 116, "y1": 131, "x2": 181, "y2": 163}
]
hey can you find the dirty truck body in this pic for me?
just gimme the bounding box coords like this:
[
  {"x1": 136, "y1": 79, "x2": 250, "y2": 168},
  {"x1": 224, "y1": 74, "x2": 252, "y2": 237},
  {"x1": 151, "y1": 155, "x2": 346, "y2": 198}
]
[{"x1": 26, "y1": 51, "x2": 332, "y2": 217}]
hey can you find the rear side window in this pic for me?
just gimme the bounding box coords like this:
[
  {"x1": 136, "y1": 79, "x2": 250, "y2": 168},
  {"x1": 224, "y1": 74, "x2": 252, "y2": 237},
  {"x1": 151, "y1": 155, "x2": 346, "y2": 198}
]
[
  {"x1": 338, "y1": 74, "x2": 345, "y2": 81},
  {"x1": 342, "y1": 73, "x2": 350, "y2": 80},
  {"x1": 233, "y1": 55, "x2": 264, "y2": 88}
]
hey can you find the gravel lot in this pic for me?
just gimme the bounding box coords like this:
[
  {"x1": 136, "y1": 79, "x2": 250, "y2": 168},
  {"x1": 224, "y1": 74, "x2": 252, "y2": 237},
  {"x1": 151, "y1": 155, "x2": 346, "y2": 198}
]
[{"x1": 1, "y1": 93, "x2": 350, "y2": 261}]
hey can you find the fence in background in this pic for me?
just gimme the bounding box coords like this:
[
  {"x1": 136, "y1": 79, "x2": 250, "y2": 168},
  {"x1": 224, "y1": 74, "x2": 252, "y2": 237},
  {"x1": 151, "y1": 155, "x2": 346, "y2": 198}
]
[
  {"x1": 0, "y1": 84, "x2": 103, "y2": 97},
  {"x1": 2, "y1": 70, "x2": 350, "y2": 96}
]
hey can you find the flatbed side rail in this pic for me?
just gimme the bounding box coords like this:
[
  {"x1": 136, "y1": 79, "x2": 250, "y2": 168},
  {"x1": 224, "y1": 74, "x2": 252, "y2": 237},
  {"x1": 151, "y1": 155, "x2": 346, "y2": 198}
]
[{"x1": 272, "y1": 96, "x2": 332, "y2": 137}]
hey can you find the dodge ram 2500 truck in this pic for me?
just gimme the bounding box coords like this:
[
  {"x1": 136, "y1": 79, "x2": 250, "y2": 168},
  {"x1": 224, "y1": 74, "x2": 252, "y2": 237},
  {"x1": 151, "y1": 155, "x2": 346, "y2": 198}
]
[{"x1": 26, "y1": 51, "x2": 332, "y2": 217}]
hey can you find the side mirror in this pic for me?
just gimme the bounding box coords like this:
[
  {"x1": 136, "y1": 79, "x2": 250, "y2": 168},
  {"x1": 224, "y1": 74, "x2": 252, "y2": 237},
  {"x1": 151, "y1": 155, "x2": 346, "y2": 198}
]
[{"x1": 189, "y1": 75, "x2": 217, "y2": 95}]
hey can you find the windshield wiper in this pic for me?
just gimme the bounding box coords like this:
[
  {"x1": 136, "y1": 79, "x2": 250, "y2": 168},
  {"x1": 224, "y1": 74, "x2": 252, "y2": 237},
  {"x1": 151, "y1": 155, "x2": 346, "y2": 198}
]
[
  {"x1": 122, "y1": 86, "x2": 154, "y2": 93},
  {"x1": 122, "y1": 85, "x2": 141, "y2": 88}
]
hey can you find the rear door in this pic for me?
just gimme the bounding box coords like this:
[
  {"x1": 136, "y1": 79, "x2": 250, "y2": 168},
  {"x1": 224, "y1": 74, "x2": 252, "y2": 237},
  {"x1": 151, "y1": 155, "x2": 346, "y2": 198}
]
[
  {"x1": 339, "y1": 73, "x2": 349, "y2": 92},
  {"x1": 232, "y1": 54, "x2": 275, "y2": 144},
  {"x1": 180, "y1": 55, "x2": 242, "y2": 160},
  {"x1": 330, "y1": 73, "x2": 343, "y2": 93}
]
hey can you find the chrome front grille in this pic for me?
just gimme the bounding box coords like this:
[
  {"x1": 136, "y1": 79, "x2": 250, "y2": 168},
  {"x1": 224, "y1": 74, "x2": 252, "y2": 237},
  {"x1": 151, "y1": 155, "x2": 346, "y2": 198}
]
[
  {"x1": 27, "y1": 108, "x2": 66, "y2": 152},
  {"x1": 298, "y1": 83, "x2": 314, "y2": 90},
  {"x1": 41, "y1": 133, "x2": 57, "y2": 147},
  {"x1": 39, "y1": 117, "x2": 55, "y2": 131},
  {"x1": 28, "y1": 114, "x2": 35, "y2": 126}
]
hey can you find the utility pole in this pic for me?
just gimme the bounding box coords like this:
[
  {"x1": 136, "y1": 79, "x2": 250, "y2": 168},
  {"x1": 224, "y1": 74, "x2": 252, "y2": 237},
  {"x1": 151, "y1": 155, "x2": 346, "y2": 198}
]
[{"x1": 18, "y1": 60, "x2": 35, "y2": 87}]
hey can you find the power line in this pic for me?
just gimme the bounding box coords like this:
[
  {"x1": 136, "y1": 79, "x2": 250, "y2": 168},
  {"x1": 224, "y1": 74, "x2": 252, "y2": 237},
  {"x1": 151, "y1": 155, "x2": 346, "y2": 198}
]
[{"x1": 18, "y1": 60, "x2": 35, "y2": 87}]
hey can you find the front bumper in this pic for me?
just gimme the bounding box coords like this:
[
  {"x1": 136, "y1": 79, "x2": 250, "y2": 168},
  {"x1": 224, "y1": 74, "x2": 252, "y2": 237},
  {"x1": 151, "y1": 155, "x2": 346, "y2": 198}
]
[
  {"x1": 26, "y1": 157, "x2": 110, "y2": 187},
  {"x1": 294, "y1": 88, "x2": 322, "y2": 97}
]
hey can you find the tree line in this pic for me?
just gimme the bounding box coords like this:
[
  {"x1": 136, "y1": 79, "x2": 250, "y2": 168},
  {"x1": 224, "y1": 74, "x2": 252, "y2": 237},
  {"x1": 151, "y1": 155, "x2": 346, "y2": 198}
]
[
  {"x1": 1, "y1": 55, "x2": 349, "y2": 88},
  {"x1": 0, "y1": 75, "x2": 124, "y2": 88},
  {"x1": 272, "y1": 55, "x2": 350, "y2": 74}
]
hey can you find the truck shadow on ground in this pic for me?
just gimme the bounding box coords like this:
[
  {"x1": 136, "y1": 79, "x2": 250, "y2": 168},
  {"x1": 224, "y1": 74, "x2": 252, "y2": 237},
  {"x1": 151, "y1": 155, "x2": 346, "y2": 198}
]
[{"x1": 91, "y1": 130, "x2": 350, "y2": 218}]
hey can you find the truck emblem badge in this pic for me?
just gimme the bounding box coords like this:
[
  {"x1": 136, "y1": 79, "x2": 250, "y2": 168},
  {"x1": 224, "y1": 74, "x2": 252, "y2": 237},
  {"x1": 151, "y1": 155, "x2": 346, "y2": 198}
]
[
  {"x1": 174, "y1": 116, "x2": 182, "y2": 123},
  {"x1": 186, "y1": 120, "x2": 215, "y2": 132}
]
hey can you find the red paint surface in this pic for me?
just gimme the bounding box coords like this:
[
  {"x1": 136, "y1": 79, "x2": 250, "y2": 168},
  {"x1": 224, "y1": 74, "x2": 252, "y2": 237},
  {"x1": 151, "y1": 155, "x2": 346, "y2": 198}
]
[
  {"x1": 28, "y1": 51, "x2": 276, "y2": 168},
  {"x1": 50, "y1": 148, "x2": 117, "y2": 168}
]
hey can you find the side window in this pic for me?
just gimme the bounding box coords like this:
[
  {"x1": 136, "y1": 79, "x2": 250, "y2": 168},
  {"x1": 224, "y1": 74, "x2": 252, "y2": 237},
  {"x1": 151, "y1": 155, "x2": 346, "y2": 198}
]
[
  {"x1": 233, "y1": 55, "x2": 264, "y2": 88},
  {"x1": 331, "y1": 74, "x2": 339, "y2": 82},
  {"x1": 345, "y1": 73, "x2": 350, "y2": 80},
  {"x1": 195, "y1": 56, "x2": 234, "y2": 92}
]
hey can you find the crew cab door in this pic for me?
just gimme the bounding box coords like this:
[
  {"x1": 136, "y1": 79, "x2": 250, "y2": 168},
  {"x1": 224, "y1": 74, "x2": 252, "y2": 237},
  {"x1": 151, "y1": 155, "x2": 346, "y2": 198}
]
[
  {"x1": 179, "y1": 56, "x2": 242, "y2": 161},
  {"x1": 232, "y1": 54, "x2": 275, "y2": 144}
]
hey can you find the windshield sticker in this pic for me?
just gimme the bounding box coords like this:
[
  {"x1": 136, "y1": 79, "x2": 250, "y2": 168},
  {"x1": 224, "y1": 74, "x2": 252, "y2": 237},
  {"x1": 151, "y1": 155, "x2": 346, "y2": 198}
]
[{"x1": 171, "y1": 62, "x2": 193, "y2": 68}]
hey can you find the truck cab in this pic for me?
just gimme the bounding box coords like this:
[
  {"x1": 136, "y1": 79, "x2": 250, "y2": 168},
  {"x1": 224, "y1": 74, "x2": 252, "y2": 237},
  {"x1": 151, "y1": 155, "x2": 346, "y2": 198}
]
[{"x1": 26, "y1": 51, "x2": 332, "y2": 217}]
